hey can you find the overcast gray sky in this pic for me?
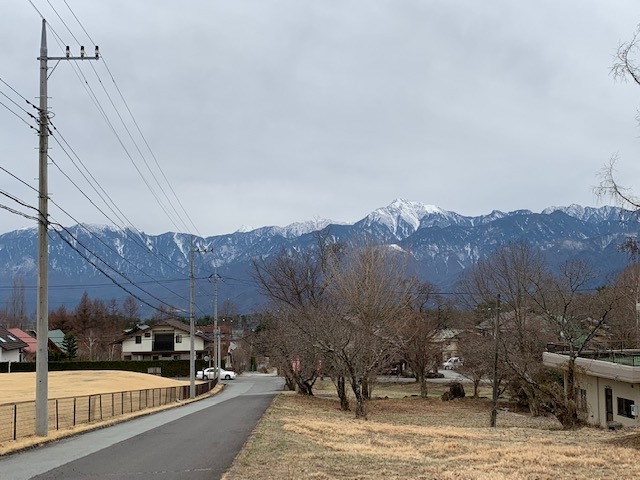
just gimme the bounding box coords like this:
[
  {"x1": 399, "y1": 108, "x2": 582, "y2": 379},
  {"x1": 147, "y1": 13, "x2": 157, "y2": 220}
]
[{"x1": 2, "y1": 0, "x2": 640, "y2": 237}]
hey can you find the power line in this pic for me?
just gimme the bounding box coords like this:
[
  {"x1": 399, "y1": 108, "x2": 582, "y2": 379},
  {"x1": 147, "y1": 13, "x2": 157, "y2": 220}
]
[
  {"x1": 49, "y1": 223, "x2": 188, "y2": 316},
  {"x1": 0, "y1": 201, "x2": 39, "y2": 222},
  {"x1": 62, "y1": 0, "x2": 204, "y2": 238},
  {"x1": 42, "y1": 5, "x2": 191, "y2": 234},
  {"x1": 0, "y1": 97, "x2": 39, "y2": 131},
  {"x1": 36, "y1": 15, "x2": 189, "y2": 235}
]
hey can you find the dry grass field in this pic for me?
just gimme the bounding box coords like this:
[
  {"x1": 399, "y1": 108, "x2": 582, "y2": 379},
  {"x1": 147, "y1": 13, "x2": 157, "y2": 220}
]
[
  {"x1": 225, "y1": 379, "x2": 640, "y2": 480},
  {"x1": 0, "y1": 370, "x2": 190, "y2": 403},
  {"x1": 0, "y1": 370, "x2": 207, "y2": 455}
]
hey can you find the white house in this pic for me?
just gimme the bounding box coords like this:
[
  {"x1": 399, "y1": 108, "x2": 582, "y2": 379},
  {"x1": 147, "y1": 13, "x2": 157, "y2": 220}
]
[
  {"x1": 543, "y1": 350, "x2": 640, "y2": 428},
  {"x1": 120, "y1": 319, "x2": 211, "y2": 361},
  {"x1": 0, "y1": 326, "x2": 29, "y2": 363}
]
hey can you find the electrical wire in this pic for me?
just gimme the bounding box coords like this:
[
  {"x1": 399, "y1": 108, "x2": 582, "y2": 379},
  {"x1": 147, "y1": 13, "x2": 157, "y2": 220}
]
[
  {"x1": 49, "y1": 222, "x2": 189, "y2": 316},
  {"x1": 41, "y1": 7, "x2": 191, "y2": 235},
  {"x1": 0, "y1": 98, "x2": 39, "y2": 131},
  {"x1": 63, "y1": 0, "x2": 204, "y2": 237},
  {"x1": 9, "y1": 4, "x2": 216, "y2": 316}
]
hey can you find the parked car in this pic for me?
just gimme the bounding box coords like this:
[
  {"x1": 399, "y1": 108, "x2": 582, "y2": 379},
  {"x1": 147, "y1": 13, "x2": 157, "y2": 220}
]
[
  {"x1": 442, "y1": 357, "x2": 463, "y2": 370},
  {"x1": 196, "y1": 367, "x2": 237, "y2": 380}
]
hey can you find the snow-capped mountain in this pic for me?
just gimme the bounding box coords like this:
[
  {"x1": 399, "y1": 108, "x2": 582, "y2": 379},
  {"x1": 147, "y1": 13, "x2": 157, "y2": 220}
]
[{"x1": 0, "y1": 200, "x2": 638, "y2": 316}]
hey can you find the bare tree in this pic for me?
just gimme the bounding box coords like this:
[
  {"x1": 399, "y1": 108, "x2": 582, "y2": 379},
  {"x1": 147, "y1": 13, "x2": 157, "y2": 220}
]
[
  {"x1": 596, "y1": 27, "x2": 640, "y2": 210},
  {"x1": 324, "y1": 246, "x2": 414, "y2": 418},
  {"x1": 252, "y1": 242, "x2": 336, "y2": 398},
  {"x1": 609, "y1": 264, "x2": 640, "y2": 348},
  {"x1": 526, "y1": 260, "x2": 623, "y2": 427},
  {"x1": 122, "y1": 296, "x2": 140, "y2": 327},
  {"x1": 458, "y1": 242, "x2": 550, "y2": 414},
  {"x1": 457, "y1": 330, "x2": 495, "y2": 399},
  {"x1": 398, "y1": 282, "x2": 444, "y2": 398},
  {"x1": 6, "y1": 275, "x2": 27, "y2": 329},
  {"x1": 400, "y1": 311, "x2": 439, "y2": 397}
]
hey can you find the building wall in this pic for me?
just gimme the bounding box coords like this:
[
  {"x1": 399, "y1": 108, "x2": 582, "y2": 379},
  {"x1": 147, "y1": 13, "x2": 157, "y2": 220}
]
[
  {"x1": 121, "y1": 328, "x2": 205, "y2": 360},
  {"x1": 0, "y1": 349, "x2": 22, "y2": 362},
  {"x1": 577, "y1": 373, "x2": 640, "y2": 428}
]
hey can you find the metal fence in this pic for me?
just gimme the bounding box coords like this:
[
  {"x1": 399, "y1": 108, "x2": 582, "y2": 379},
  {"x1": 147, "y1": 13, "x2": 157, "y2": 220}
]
[{"x1": 0, "y1": 380, "x2": 216, "y2": 443}]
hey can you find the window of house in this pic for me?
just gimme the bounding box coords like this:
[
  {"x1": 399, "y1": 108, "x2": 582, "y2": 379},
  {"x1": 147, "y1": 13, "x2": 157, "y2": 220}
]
[
  {"x1": 617, "y1": 397, "x2": 635, "y2": 418},
  {"x1": 144, "y1": 332, "x2": 151, "y2": 338},
  {"x1": 135, "y1": 336, "x2": 142, "y2": 344},
  {"x1": 0, "y1": 337, "x2": 7, "y2": 343},
  {"x1": 175, "y1": 334, "x2": 182, "y2": 343},
  {"x1": 152, "y1": 355, "x2": 159, "y2": 361}
]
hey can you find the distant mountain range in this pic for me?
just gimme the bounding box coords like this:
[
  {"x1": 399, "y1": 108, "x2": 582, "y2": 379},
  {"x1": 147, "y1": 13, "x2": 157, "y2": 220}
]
[{"x1": 1, "y1": 199, "x2": 638, "y2": 317}]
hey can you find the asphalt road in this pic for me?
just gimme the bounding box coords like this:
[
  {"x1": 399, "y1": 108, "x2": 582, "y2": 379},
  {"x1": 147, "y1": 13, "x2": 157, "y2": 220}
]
[{"x1": 0, "y1": 373, "x2": 284, "y2": 480}]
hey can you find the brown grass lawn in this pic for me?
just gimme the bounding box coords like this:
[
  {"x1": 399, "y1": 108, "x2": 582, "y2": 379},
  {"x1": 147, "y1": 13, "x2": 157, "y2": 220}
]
[
  {"x1": 3, "y1": 374, "x2": 640, "y2": 478},
  {"x1": 224, "y1": 379, "x2": 640, "y2": 480},
  {"x1": 0, "y1": 370, "x2": 190, "y2": 403},
  {"x1": 0, "y1": 370, "x2": 209, "y2": 455}
]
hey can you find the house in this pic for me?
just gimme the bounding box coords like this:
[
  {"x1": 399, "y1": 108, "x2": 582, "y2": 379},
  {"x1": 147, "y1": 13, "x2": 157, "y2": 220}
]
[
  {"x1": 0, "y1": 326, "x2": 29, "y2": 362},
  {"x1": 120, "y1": 319, "x2": 212, "y2": 361},
  {"x1": 48, "y1": 329, "x2": 66, "y2": 353},
  {"x1": 543, "y1": 350, "x2": 640, "y2": 428},
  {"x1": 8, "y1": 327, "x2": 37, "y2": 361},
  {"x1": 432, "y1": 328, "x2": 463, "y2": 361}
]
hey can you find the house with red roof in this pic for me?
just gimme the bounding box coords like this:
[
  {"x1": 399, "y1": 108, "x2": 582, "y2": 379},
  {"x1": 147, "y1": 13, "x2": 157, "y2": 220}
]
[
  {"x1": 7, "y1": 327, "x2": 37, "y2": 361},
  {"x1": 0, "y1": 326, "x2": 29, "y2": 362}
]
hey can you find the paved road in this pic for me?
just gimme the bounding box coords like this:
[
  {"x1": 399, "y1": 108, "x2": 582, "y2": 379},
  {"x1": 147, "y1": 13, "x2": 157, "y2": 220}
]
[{"x1": 0, "y1": 373, "x2": 284, "y2": 480}]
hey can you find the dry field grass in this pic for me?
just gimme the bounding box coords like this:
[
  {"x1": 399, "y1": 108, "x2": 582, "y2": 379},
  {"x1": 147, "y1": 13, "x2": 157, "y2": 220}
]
[
  {"x1": 225, "y1": 378, "x2": 640, "y2": 480},
  {"x1": 0, "y1": 370, "x2": 190, "y2": 403},
  {"x1": 0, "y1": 370, "x2": 212, "y2": 456}
]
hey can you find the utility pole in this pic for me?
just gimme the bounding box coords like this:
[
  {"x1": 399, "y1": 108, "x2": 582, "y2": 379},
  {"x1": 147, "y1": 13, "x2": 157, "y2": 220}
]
[
  {"x1": 490, "y1": 293, "x2": 501, "y2": 428},
  {"x1": 35, "y1": 19, "x2": 99, "y2": 437},
  {"x1": 189, "y1": 237, "x2": 195, "y2": 399},
  {"x1": 211, "y1": 271, "x2": 222, "y2": 381}
]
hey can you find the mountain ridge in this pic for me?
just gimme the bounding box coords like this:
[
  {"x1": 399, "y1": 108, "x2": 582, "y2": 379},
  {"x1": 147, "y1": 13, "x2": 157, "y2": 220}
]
[{"x1": 0, "y1": 199, "x2": 636, "y2": 316}]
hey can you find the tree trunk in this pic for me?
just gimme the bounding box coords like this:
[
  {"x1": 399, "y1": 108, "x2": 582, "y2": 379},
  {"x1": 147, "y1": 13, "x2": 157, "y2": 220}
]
[
  {"x1": 350, "y1": 378, "x2": 367, "y2": 419},
  {"x1": 283, "y1": 371, "x2": 296, "y2": 391},
  {"x1": 522, "y1": 384, "x2": 542, "y2": 416},
  {"x1": 560, "y1": 358, "x2": 579, "y2": 428},
  {"x1": 417, "y1": 372, "x2": 428, "y2": 398},
  {"x1": 473, "y1": 378, "x2": 480, "y2": 398},
  {"x1": 362, "y1": 377, "x2": 370, "y2": 400},
  {"x1": 294, "y1": 373, "x2": 314, "y2": 396},
  {"x1": 336, "y1": 375, "x2": 350, "y2": 411}
]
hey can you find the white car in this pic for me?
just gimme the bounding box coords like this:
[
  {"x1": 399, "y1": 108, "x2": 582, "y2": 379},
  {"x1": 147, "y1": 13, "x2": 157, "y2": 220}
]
[
  {"x1": 196, "y1": 367, "x2": 237, "y2": 380},
  {"x1": 442, "y1": 357, "x2": 463, "y2": 370}
]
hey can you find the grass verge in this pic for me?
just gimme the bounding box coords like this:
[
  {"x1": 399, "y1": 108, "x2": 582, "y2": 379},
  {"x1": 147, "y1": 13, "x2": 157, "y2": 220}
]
[{"x1": 224, "y1": 379, "x2": 640, "y2": 480}]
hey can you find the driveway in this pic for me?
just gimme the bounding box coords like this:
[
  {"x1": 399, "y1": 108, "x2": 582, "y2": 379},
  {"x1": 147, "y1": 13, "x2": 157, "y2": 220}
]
[
  {"x1": 378, "y1": 369, "x2": 470, "y2": 384},
  {"x1": 0, "y1": 373, "x2": 283, "y2": 480}
]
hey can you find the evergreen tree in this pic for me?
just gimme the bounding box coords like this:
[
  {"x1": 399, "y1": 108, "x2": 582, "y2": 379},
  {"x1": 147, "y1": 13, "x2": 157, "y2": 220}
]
[{"x1": 62, "y1": 333, "x2": 78, "y2": 360}]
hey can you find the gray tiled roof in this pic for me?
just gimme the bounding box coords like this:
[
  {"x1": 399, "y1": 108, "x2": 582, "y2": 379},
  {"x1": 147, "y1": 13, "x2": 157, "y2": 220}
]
[{"x1": 0, "y1": 326, "x2": 29, "y2": 351}]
